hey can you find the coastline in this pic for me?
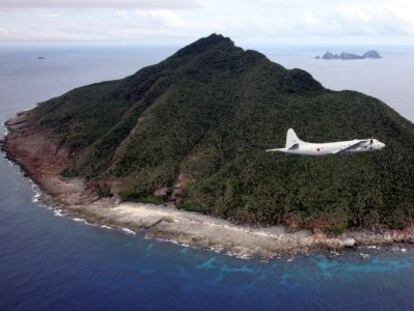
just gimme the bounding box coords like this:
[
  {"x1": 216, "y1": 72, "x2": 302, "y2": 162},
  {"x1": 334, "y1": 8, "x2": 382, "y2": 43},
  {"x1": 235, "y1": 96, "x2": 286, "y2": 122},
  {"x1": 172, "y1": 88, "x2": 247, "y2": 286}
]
[{"x1": 2, "y1": 111, "x2": 414, "y2": 260}]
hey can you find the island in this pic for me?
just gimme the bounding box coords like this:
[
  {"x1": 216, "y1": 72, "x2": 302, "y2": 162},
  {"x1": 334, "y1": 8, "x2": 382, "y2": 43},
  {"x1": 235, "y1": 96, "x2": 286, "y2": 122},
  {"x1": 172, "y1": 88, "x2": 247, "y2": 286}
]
[
  {"x1": 2, "y1": 34, "x2": 413, "y2": 260},
  {"x1": 316, "y1": 50, "x2": 381, "y2": 60}
]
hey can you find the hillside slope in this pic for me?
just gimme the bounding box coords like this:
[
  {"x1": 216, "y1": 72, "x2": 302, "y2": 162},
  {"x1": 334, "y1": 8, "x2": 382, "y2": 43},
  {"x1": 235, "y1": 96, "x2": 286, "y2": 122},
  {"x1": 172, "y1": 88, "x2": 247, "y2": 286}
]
[{"x1": 9, "y1": 34, "x2": 414, "y2": 231}]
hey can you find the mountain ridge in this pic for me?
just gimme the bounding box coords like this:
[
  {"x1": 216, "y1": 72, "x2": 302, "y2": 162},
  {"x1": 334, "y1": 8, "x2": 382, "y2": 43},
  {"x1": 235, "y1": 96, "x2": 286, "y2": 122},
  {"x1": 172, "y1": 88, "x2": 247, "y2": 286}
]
[{"x1": 4, "y1": 34, "x2": 414, "y2": 232}]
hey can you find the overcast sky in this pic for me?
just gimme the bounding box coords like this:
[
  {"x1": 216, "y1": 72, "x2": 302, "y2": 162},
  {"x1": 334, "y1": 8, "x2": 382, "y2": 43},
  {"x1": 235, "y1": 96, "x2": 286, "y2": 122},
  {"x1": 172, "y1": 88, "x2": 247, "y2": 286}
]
[{"x1": 1, "y1": 0, "x2": 414, "y2": 45}]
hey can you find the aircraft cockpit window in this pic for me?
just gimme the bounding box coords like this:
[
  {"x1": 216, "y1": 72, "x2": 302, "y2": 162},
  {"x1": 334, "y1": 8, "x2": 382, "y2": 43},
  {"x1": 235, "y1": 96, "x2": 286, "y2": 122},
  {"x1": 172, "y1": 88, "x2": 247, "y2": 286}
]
[{"x1": 370, "y1": 139, "x2": 373, "y2": 144}]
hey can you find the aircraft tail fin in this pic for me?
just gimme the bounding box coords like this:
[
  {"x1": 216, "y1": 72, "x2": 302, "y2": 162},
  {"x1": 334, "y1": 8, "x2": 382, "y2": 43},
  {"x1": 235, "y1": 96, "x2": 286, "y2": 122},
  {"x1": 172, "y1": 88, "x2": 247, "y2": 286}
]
[{"x1": 285, "y1": 128, "x2": 301, "y2": 149}]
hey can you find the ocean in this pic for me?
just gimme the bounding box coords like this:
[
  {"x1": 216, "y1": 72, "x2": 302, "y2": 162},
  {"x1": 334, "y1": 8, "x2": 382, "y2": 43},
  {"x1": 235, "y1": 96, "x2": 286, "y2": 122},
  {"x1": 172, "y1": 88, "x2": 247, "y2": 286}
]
[{"x1": 1, "y1": 45, "x2": 414, "y2": 311}]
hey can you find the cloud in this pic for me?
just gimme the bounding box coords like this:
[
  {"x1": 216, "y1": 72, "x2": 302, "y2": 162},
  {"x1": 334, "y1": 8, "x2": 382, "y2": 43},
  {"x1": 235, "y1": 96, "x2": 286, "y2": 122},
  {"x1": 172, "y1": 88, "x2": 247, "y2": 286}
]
[
  {"x1": 0, "y1": 0, "x2": 414, "y2": 44},
  {"x1": 303, "y1": 1, "x2": 414, "y2": 36},
  {"x1": 0, "y1": 0, "x2": 198, "y2": 9},
  {"x1": 134, "y1": 10, "x2": 190, "y2": 29}
]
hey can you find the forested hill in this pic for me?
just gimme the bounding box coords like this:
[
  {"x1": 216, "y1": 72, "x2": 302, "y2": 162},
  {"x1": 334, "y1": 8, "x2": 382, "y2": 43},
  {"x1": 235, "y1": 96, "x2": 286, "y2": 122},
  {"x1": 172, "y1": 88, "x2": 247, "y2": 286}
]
[{"x1": 28, "y1": 33, "x2": 414, "y2": 231}]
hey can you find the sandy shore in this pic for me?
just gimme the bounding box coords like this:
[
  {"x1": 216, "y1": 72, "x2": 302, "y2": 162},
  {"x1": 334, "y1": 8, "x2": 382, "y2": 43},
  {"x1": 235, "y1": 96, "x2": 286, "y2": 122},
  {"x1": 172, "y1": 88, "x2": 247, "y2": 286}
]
[{"x1": 3, "y1": 111, "x2": 414, "y2": 260}]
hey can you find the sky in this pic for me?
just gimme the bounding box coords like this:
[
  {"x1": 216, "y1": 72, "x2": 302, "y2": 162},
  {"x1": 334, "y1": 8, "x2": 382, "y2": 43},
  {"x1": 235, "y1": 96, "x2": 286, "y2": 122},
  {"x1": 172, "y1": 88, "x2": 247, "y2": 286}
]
[{"x1": 1, "y1": 0, "x2": 414, "y2": 46}]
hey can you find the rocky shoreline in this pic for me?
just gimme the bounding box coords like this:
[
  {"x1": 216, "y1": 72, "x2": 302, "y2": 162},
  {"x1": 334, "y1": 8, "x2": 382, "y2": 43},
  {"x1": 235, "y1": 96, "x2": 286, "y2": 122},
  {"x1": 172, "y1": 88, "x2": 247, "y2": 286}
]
[{"x1": 3, "y1": 111, "x2": 414, "y2": 260}]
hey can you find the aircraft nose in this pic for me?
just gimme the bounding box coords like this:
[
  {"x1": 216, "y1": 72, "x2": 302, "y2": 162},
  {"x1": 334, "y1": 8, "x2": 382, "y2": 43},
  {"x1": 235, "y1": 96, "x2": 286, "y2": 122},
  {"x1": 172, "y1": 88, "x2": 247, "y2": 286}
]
[{"x1": 381, "y1": 142, "x2": 386, "y2": 148}]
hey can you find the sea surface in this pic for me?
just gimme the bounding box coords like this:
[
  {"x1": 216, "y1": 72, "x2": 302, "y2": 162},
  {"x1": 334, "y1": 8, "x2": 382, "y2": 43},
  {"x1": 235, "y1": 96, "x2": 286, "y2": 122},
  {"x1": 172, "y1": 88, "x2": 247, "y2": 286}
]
[{"x1": 1, "y1": 45, "x2": 414, "y2": 311}]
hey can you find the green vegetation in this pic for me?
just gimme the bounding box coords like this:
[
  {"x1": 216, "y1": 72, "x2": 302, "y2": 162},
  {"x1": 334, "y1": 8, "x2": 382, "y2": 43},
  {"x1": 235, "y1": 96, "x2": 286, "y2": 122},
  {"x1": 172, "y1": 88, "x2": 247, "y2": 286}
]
[{"x1": 30, "y1": 34, "x2": 414, "y2": 230}]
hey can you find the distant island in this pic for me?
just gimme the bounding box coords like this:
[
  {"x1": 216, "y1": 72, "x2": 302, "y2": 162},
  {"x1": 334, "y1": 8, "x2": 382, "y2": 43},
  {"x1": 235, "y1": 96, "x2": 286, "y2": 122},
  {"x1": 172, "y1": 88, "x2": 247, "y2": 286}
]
[
  {"x1": 2, "y1": 34, "x2": 414, "y2": 260},
  {"x1": 316, "y1": 50, "x2": 381, "y2": 60}
]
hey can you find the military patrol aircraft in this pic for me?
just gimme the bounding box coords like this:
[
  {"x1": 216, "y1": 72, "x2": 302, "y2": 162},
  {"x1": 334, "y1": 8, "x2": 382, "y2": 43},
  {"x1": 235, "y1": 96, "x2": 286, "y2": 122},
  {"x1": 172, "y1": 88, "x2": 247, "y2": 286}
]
[{"x1": 266, "y1": 128, "x2": 385, "y2": 156}]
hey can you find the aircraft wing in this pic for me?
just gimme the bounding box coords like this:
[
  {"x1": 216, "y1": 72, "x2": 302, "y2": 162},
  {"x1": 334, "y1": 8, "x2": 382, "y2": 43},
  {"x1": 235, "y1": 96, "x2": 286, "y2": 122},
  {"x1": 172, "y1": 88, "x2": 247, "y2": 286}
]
[{"x1": 332, "y1": 140, "x2": 368, "y2": 154}]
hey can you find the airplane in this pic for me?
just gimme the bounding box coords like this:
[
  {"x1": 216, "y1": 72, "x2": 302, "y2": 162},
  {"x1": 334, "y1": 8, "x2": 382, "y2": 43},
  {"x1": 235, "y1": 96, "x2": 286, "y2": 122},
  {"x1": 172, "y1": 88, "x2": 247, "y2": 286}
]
[{"x1": 266, "y1": 128, "x2": 385, "y2": 156}]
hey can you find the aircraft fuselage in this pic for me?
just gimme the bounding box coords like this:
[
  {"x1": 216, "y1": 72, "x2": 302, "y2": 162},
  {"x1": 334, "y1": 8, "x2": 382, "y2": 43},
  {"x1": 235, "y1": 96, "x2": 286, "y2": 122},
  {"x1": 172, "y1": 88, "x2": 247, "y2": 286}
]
[
  {"x1": 271, "y1": 139, "x2": 385, "y2": 156},
  {"x1": 266, "y1": 129, "x2": 385, "y2": 156}
]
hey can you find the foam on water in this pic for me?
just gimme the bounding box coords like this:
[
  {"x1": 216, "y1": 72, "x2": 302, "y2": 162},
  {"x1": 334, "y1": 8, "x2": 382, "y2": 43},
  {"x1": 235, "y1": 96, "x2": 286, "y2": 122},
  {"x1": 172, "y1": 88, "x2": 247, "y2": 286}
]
[
  {"x1": 32, "y1": 192, "x2": 41, "y2": 203},
  {"x1": 121, "y1": 228, "x2": 136, "y2": 235},
  {"x1": 53, "y1": 209, "x2": 63, "y2": 217},
  {"x1": 71, "y1": 217, "x2": 94, "y2": 226}
]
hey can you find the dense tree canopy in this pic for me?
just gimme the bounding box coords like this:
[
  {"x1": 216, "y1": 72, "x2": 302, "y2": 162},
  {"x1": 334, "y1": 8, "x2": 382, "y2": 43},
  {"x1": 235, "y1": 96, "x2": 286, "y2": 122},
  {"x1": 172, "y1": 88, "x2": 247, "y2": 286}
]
[{"x1": 32, "y1": 34, "x2": 414, "y2": 231}]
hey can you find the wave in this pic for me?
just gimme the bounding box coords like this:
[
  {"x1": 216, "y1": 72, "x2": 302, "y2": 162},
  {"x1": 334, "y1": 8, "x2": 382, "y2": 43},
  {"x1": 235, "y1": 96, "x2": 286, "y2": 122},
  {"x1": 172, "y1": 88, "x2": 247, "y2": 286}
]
[
  {"x1": 73, "y1": 217, "x2": 88, "y2": 223},
  {"x1": 72, "y1": 217, "x2": 95, "y2": 226},
  {"x1": 53, "y1": 209, "x2": 63, "y2": 217},
  {"x1": 32, "y1": 194, "x2": 41, "y2": 203},
  {"x1": 5, "y1": 157, "x2": 17, "y2": 167},
  {"x1": 32, "y1": 191, "x2": 41, "y2": 203},
  {"x1": 121, "y1": 228, "x2": 136, "y2": 235}
]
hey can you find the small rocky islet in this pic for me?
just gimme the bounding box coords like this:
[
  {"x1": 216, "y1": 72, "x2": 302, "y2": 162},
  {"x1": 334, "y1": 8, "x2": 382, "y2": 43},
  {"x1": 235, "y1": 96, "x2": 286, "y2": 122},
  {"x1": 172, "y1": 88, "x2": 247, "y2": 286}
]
[{"x1": 316, "y1": 50, "x2": 381, "y2": 60}]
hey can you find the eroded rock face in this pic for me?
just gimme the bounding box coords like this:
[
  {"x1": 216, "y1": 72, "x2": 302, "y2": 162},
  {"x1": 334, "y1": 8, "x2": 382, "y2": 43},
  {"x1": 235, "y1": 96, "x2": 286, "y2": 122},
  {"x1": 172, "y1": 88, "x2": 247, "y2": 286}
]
[
  {"x1": 338, "y1": 237, "x2": 356, "y2": 247},
  {"x1": 3, "y1": 111, "x2": 90, "y2": 205},
  {"x1": 170, "y1": 173, "x2": 193, "y2": 202},
  {"x1": 153, "y1": 187, "x2": 169, "y2": 197}
]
